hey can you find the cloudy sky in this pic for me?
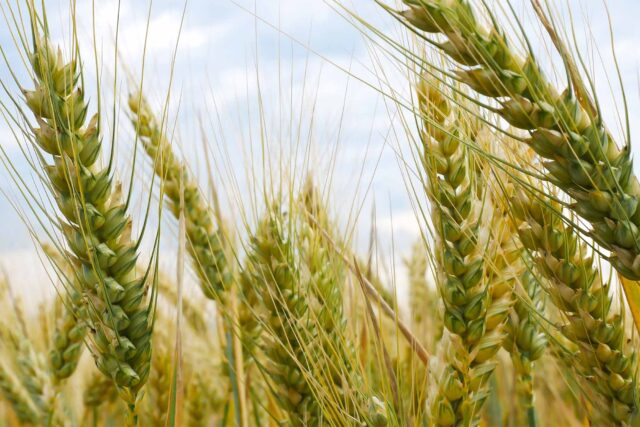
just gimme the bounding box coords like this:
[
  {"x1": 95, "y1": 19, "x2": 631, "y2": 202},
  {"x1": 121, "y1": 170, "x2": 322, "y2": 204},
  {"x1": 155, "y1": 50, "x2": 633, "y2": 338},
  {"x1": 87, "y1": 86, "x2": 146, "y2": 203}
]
[{"x1": 0, "y1": 0, "x2": 639, "y2": 291}]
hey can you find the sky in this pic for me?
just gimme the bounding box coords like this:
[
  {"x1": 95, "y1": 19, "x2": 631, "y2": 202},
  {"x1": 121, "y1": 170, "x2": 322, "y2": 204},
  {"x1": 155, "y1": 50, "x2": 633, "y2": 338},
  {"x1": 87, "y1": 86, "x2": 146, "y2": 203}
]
[{"x1": 0, "y1": 0, "x2": 639, "y2": 294}]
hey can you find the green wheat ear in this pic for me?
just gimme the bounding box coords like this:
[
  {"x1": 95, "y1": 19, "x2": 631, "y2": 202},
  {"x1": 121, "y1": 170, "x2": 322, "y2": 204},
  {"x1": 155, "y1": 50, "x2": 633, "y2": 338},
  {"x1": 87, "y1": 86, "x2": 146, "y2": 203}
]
[
  {"x1": 300, "y1": 182, "x2": 389, "y2": 425},
  {"x1": 128, "y1": 93, "x2": 233, "y2": 301},
  {"x1": 22, "y1": 31, "x2": 153, "y2": 414},
  {"x1": 417, "y1": 77, "x2": 506, "y2": 426},
  {"x1": 0, "y1": 359, "x2": 40, "y2": 424},
  {"x1": 510, "y1": 188, "x2": 638, "y2": 423},
  {"x1": 245, "y1": 209, "x2": 318, "y2": 426},
  {"x1": 43, "y1": 244, "x2": 88, "y2": 382},
  {"x1": 397, "y1": 0, "x2": 640, "y2": 281}
]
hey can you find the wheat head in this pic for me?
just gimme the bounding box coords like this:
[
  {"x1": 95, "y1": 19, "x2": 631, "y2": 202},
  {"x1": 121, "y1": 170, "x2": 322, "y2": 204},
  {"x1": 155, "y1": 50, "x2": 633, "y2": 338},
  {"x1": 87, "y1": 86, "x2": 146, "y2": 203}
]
[
  {"x1": 23, "y1": 35, "x2": 152, "y2": 411},
  {"x1": 399, "y1": 0, "x2": 640, "y2": 281}
]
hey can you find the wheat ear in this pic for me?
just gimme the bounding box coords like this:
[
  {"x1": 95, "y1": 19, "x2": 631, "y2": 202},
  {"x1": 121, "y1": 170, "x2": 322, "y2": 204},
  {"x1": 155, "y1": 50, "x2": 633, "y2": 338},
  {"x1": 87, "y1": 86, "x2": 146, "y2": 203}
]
[
  {"x1": 43, "y1": 244, "x2": 88, "y2": 382},
  {"x1": 406, "y1": 240, "x2": 442, "y2": 354},
  {"x1": 155, "y1": 270, "x2": 208, "y2": 334},
  {"x1": 300, "y1": 183, "x2": 389, "y2": 426},
  {"x1": 480, "y1": 144, "x2": 548, "y2": 425},
  {"x1": 399, "y1": 0, "x2": 640, "y2": 280},
  {"x1": 0, "y1": 359, "x2": 40, "y2": 424},
  {"x1": 128, "y1": 93, "x2": 232, "y2": 300},
  {"x1": 504, "y1": 265, "x2": 548, "y2": 424},
  {"x1": 144, "y1": 323, "x2": 171, "y2": 426},
  {"x1": 83, "y1": 372, "x2": 116, "y2": 408},
  {"x1": 417, "y1": 78, "x2": 507, "y2": 426},
  {"x1": 128, "y1": 93, "x2": 252, "y2": 422},
  {"x1": 511, "y1": 189, "x2": 638, "y2": 423},
  {"x1": 23, "y1": 35, "x2": 152, "y2": 411},
  {"x1": 245, "y1": 211, "x2": 320, "y2": 425}
]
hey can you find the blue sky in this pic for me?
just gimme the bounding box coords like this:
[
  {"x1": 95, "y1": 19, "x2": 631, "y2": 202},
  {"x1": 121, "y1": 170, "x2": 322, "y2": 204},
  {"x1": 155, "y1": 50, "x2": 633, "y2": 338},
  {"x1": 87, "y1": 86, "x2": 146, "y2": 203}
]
[{"x1": 0, "y1": 0, "x2": 639, "y2": 264}]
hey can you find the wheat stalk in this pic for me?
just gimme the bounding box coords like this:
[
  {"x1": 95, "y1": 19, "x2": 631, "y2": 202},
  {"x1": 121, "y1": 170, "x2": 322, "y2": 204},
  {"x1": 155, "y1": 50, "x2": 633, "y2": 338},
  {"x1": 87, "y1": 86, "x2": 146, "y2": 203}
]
[
  {"x1": 397, "y1": 0, "x2": 640, "y2": 281},
  {"x1": 22, "y1": 33, "x2": 152, "y2": 416}
]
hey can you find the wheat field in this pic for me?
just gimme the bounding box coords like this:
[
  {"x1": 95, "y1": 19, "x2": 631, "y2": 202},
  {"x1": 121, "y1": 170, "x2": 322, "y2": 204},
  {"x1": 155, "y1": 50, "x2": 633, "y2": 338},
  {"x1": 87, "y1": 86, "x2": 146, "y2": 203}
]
[{"x1": 0, "y1": 0, "x2": 639, "y2": 426}]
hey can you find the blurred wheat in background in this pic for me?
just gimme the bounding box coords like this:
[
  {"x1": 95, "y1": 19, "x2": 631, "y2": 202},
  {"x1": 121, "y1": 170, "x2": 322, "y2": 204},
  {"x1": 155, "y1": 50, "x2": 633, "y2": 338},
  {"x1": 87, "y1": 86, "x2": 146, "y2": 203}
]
[{"x1": 0, "y1": 0, "x2": 639, "y2": 426}]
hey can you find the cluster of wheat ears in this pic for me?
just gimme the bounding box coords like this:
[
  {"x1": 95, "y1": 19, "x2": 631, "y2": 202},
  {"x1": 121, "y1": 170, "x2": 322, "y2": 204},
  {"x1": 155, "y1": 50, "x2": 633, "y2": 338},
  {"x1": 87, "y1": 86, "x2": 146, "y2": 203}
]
[{"x1": 0, "y1": 0, "x2": 638, "y2": 426}]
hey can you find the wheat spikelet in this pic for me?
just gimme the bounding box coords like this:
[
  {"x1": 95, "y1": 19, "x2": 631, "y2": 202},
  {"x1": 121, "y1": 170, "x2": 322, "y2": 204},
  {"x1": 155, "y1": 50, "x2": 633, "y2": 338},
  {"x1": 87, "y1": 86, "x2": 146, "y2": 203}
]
[
  {"x1": 398, "y1": 0, "x2": 640, "y2": 281},
  {"x1": 23, "y1": 34, "x2": 152, "y2": 411}
]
